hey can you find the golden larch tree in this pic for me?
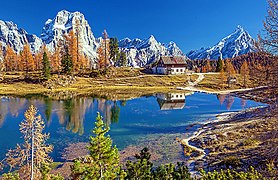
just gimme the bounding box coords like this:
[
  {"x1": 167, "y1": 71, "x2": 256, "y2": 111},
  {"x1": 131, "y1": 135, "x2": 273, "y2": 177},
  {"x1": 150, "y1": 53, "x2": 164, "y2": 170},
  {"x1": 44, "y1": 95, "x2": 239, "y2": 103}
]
[
  {"x1": 33, "y1": 50, "x2": 43, "y2": 71},
  {"x1": 225, "y1": 59, "x2": 236, "y2": 87},
  {"x1": 219, "y1": 68, "x2": 227, "y2": 87},
  {"x1": 102, "y1": 29, "x2": 110, "y2": 68},
  {"x1": 240, "y1": 60, "x2": 250, "y2": 87},
  {"x1": 17, "y1": 53, "x2": 24, "y2": 71},
  {"x1": 204, "y1": 60, "x2": 212, "y2": 72},
  {"x1": 74, "y1": 18, "x2": 83, "y2": 71},
  {"x1": 21, "y1": 44, "x2": 35, "y2": 73},
  {"x1": 225, "y1": 59, "x2": 236, "y2": 77},
  {"x1": 96, "y1": 30, "x2": 110, "y2": 70},
  {"x1": 51, "y1": 46, "x2": 61, "y2": 73},
  {"x1": 97, "y1": 46, "x2": 106, "y2": 69},
  {"x1": 67, "y1": 30, "x2": 77, "y2": 68},
  {"x1": 4, "y1": 45, "x2": 17, "y2": 71},
  {"x1": 80, "y1": 53, "x2": 89, "y2": 71},
  {"x1": 201, "y1": 65, "x2": 207, "y2": 73},
  {"x1": 66, "y1": 29, "x2": 83, "y2": 72},
  {"x1": 0, "y1": 45, "x2": 4, "y2": 75},
  {"x1": 4, "y1": 105, "x2": 53, "y2": 179}
]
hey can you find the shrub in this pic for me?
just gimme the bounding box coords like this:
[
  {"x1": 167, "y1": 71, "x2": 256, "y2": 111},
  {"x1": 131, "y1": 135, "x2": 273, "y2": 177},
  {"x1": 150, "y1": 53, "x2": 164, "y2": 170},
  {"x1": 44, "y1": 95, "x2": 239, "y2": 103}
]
[{"x1": 200, "y1": 167, "x2": 265, "y2": 180}]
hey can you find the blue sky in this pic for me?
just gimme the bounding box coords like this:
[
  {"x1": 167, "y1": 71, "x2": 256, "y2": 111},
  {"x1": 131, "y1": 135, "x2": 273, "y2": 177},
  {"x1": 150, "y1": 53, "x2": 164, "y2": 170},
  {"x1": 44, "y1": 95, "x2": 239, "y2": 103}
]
[{"x1": 0, "y1": 0, "x2": 267, "y2": 52}]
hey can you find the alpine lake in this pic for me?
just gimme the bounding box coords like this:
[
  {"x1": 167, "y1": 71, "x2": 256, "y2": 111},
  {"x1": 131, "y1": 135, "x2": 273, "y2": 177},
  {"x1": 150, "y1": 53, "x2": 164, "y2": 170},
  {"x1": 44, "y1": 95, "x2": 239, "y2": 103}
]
[{"x1": 0, "y1": 92, "x2": 266, "y2": 165}]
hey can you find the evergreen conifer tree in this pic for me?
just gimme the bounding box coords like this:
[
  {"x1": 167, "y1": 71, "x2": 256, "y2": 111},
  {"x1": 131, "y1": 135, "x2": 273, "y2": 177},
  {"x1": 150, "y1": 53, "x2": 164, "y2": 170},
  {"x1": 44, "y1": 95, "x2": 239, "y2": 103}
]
[
  {"x1": 216, "y1": 56, "x2": 223, "y2": 72},
  {"x1": 126, "y1": 147, "x2": 192, "y2": 179},
  {"x1": 61, "y1": 48, "x2": 73, "y2": 74},
  {"x1": 153, "y1": 162, "x2": 192, "y2": 179},
  {"x1": 118, "y1": 51, "x2": 127, "y2": 67},
  {"x1": 111, "y1": 101, "x2": 120, "y2": 124},
  {"x1": 125, "y1": 147, "x2": 153, "y2": 179},
  {"x1": 42, "y1": 52, "x2": 51, "y2": 79},
  {"x1": 71, "y1": 112, "x2": 126, "y2": 179},
  {"x1": 109, "y1": 37, "x2": 120, "y2": 65}
]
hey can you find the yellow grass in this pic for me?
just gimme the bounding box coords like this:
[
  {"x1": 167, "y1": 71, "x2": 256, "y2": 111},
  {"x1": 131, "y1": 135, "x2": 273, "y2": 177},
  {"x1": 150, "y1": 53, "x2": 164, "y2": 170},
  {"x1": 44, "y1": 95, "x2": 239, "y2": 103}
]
[
  {"x1": 0, "y1": 71, "x2": 191, "y2": 100},
  {"x1": 197, "y1": 73, "x2": 253, "y2": 91}
]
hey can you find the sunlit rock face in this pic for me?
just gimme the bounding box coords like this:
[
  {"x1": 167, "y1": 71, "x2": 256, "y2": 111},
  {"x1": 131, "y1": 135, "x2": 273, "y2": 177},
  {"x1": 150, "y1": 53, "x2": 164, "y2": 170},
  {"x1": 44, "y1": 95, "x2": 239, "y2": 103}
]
[
  {"x1": 0, "y1": 20, "x2": 42, "y2": 53},
  {"x1": 187, "y1": 26, "x2": 258, "y2": 60}
]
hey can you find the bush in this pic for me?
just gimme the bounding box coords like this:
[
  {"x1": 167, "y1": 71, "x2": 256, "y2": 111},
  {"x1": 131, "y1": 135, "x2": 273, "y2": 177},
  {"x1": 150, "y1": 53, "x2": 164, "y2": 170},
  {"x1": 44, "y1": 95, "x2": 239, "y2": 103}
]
[
  {"x1": 222, "y1": 156, "x2": 241, "y2": 168},
  {"x1": 1, "y1": 173, "x2": 20, "y2": 180},
  {"x1": 241, "y1": 138, "x2": 260, "y2": 146},
  {"x1": 200, "y1": 167, "x2": 265, "y2": 180}
]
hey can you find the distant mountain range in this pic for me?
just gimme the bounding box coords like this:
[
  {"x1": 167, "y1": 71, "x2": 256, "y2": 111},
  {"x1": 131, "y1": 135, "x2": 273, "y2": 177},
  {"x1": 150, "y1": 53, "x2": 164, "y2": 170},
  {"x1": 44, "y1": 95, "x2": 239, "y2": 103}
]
[
  {"x1": 0, "y1": 10, "x2": 258, "y2": 67},
  {"x1": 187, "y1": 26, "x2": 258, "y2": 60},
  {"x1": 118, "y1": 36, "x2": 184, "y2": 67}
]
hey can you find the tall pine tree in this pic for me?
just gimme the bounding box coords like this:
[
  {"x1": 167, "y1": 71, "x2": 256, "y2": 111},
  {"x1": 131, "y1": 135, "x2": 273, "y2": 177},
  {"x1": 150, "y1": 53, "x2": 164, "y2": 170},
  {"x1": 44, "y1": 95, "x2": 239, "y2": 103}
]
[
  {"x1": 42, "y1": 52, "x2": 51, "y2": 79},
  {"x1": 216, "y1": 56, "x2": 223, "y2": 72},
  {"x1": 126, "y1": 147, "x2": 153, "y2": 179},
  {"x1": 109, "y1": 37, "x2": 119, "y2": 65},
  {"x1": 118, "y1": 51, "x2": 127, "y2": 67},
  {"x1": 71, "y1": 112, "x2": 126, "y2": 179},
  {"x1": 126, "y1": 147, "x2": 192, "y2": 179},
  {"x1": 61, "y1": 47, "x2": 73, "y2": 74}
]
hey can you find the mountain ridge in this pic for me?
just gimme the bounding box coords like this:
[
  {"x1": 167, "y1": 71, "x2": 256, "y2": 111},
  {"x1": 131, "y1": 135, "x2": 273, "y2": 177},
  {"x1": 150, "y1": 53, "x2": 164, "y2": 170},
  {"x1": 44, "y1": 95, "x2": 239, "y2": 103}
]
[
  {"x1": 0, "y1": 10, "x2": 258, "y2": 67},
  {"x1": 186, "y1": 25, "x2": 258, "y2": 60}
]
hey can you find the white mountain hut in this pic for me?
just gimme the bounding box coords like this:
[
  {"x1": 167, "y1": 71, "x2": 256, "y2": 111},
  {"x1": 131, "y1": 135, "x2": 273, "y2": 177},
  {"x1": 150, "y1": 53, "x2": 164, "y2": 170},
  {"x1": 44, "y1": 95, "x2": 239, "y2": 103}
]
[{"x1": 152, "y1": 56, "x2": 187, "y2": 75}]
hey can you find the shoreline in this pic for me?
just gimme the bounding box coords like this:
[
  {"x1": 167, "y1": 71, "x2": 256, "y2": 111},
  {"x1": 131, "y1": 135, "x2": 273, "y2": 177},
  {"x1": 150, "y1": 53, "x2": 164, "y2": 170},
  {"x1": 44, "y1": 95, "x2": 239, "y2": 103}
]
[
  {"x1": 0, "y1": 82, "x2": 267, "y2": 101},
  {"x1": 180, "y1": 105, "x2": 268, "y2": 174},
  {"x1": 0, "y1": 72, "x2": 268, "y2": 100},
  {"x1": 178, "y1": 85, "x2": 268, "y2": 95}
]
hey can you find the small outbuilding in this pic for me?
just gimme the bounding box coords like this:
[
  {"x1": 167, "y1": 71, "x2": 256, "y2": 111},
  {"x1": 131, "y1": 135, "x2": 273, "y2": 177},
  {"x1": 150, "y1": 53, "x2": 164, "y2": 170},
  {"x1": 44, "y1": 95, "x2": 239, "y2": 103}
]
[{"x1": 152, "y1": 56, "x2": 187, "y2": 75}]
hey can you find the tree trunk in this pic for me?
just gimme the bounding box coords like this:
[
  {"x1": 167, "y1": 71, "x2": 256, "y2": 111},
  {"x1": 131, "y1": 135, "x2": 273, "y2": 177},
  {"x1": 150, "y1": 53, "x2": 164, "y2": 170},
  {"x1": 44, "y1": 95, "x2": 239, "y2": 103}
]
[{"x1": 31, "y1": 121, "x2": 34, "y2": 180}]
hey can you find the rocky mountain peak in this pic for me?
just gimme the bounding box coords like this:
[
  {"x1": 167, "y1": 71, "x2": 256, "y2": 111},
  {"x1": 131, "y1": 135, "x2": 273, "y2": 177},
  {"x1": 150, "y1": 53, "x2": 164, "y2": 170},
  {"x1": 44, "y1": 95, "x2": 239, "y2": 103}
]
[
  {"x1": 119, "y1": 35, "x2": 185, "y2": 67},
  {"x1": 41, "y1": 10, "x2": 99, "y2": 61},
  {"x1": 186, "y1": 25, "x2": 257, "y2": 60},
  {"x1": 235, "y1": 25, "x2": 244, "y2": 32},
  {"x1": 0, "y1": 20, "x2": 42, "y2": 53}
]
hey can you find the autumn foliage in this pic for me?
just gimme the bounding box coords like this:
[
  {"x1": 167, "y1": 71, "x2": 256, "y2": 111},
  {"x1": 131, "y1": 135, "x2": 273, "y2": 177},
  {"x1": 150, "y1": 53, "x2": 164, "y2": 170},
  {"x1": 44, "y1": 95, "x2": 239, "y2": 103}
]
[
  {"x1": 21, "y1": 44, "x2": 35, "y2": 73},
  {"x1": 4, "y1": 105, "x2": 53, "y2": 179}
]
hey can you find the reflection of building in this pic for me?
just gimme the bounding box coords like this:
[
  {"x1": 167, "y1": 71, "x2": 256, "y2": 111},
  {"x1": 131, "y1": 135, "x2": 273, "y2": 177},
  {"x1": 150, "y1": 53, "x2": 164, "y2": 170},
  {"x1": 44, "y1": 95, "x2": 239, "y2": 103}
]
[
  {"x1": 156, "y1": 92, "x2": 192, "y2": 110},
  {"x1": 152, "y1": 56, "x2": 187, "y2": 75}
]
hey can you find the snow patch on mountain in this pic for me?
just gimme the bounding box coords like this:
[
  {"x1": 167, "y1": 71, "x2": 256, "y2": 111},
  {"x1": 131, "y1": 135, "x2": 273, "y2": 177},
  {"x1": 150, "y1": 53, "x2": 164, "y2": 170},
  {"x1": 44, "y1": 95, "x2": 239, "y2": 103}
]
[
  {"x1": 187, "y1": 25, "x2": 258, "y2": 60},
  {"x1": 41, "y1": 10, "x2": 100, "y2": 61},
  {"x1": 0, "y1": 20, "x2": 42, "y2": 53}
]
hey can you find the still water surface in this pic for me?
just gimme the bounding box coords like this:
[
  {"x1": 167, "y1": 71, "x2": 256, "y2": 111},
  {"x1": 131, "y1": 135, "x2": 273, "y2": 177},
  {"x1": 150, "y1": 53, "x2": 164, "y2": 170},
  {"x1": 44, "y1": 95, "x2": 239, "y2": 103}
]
[{"x1": 0, "y1": 92, "x2": 265, "y2": 162}]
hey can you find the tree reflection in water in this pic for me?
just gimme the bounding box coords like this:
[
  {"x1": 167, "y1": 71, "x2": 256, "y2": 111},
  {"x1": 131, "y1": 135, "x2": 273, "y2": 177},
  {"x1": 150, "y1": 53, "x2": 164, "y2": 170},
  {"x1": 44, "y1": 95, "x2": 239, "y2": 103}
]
[
  {"x1": 217, "y1": 94, "x2": 235, "y2": 110},
  {"x1": 55, "y1": 97, "x2": 121, "y2": 135},
  {"x1": 0, "y1": 97, "x2": 26, "y2": 127},
  {"x1": 0, "y1": 96, "x2": 122, "y2": 135},
  {"x1": 97, "y1": 99, "x2": 121, "y2": 126}
]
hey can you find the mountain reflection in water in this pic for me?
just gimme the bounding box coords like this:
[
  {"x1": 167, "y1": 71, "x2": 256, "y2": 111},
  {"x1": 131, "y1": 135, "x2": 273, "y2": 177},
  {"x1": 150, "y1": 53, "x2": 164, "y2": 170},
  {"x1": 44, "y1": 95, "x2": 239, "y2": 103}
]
[{"x1": 0, "y1": 93, "x2": 256, "y2": 135}]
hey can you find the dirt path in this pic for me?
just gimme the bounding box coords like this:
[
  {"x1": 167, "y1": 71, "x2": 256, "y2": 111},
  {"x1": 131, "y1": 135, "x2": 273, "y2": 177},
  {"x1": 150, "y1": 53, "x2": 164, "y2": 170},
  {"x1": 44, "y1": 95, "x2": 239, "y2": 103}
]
[
  {"x1": 111, "y1": 74, "x2": 163, "y2": 81},
  {"x1": 181, "y1": 129, "x2": 206, "y2": 175},
  {"x1": 188, "y1": 73, "x2": 204, "y2": 87},
  {"x1": 178, "y1": 73, "x2": 266, "y2": 94}
]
